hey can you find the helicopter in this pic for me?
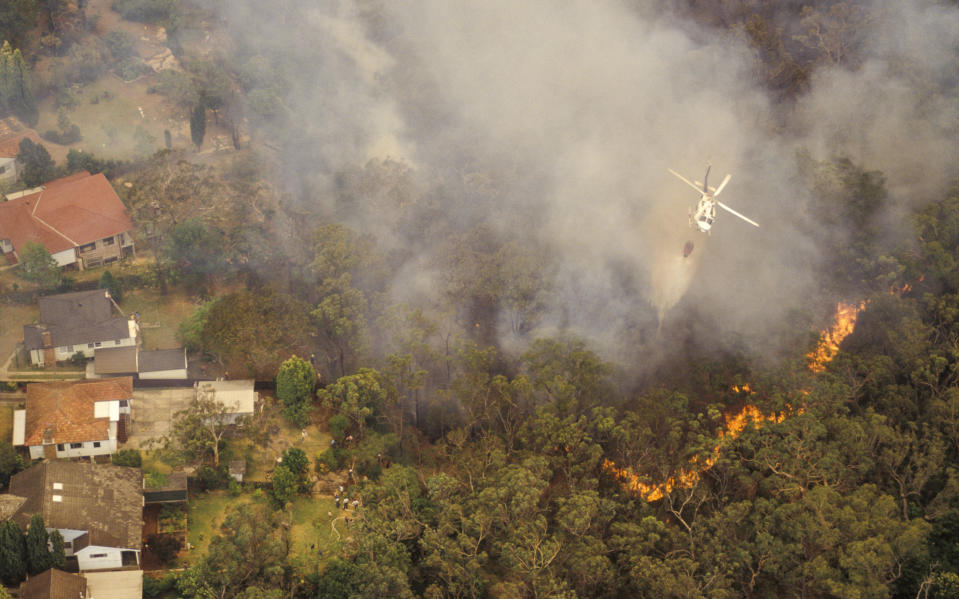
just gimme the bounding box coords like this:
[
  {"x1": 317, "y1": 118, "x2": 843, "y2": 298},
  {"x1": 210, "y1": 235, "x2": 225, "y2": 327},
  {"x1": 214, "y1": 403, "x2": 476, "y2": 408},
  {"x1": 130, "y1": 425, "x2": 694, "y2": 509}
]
[{"x1": 668, "y1": 166, "x2": 759, "y2": 234}]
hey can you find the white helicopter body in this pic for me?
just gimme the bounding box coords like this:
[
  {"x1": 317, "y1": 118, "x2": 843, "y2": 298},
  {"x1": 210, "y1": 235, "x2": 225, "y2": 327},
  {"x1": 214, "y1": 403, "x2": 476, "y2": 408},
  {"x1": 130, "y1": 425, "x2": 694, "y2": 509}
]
[{"x1": 668, "y1": 166, "x2": 759, "y2": 233}]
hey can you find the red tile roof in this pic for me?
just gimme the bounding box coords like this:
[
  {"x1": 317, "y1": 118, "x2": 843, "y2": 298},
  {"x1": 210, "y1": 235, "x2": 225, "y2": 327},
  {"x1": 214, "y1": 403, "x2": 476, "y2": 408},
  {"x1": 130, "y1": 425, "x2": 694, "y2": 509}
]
[
  {"x1": 23, "y1": 378, "x2": 133, "y2": 446},
  {"x1": 0, "y1": 116, "x2": 42, "y2": 158},
  {"x1": 0, "y1": 171, "x2": 133, "y2": 255}
]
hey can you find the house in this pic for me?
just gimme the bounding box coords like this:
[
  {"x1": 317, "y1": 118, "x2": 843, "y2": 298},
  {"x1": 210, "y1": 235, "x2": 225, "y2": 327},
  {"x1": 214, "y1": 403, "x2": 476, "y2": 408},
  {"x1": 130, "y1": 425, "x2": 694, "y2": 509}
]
[
  {"x1": 196, "y1": 379, "x2": 257, "y2": 424},
  {"x1": 23, "y1": 289, "x2": 138, "y2": 367},
  {"x1": 93, "y1": 347, "x2": 188, "y2": 379},
  {"x1": 12, "y1": 377, "x2": 133, "y2": 460},
  {"x1": 0, "y1": 170, "x2": 135, "y2": 269},
  {"x1": 18, "y1": 568, "x2": 142, "y2": 599},
  {"x1": 19, "y1": 568, "x2": 86, "y2": 599},
  {"x1": 8, "y1": 461, "x2": 143, "y2": 571},
  {"x1": 0, "y1": 116, "x2": 42, "y2": 185}
]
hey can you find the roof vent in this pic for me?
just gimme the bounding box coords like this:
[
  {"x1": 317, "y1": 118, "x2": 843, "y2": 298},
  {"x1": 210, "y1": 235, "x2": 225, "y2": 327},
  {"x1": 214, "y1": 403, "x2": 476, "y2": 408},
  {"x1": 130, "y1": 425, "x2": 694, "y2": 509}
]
[
  {"x1": 52, "y1": 495, "x2": 62, "y2": 502},
  {"x1": 53, "y1": 482, "x2": 63, "y2": 490}
]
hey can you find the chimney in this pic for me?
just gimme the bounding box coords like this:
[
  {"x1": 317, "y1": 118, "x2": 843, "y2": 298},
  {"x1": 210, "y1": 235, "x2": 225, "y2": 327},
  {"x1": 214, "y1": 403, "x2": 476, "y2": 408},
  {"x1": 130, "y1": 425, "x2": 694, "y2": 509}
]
[{"x1": 41, "y1": 330, "x2": 52, "y2": 348}]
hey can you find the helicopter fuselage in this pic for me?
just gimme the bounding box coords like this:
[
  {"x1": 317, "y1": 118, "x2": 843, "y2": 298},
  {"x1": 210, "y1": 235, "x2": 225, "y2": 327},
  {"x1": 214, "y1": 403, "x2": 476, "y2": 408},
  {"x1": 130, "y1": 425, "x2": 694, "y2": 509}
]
[{"x1": 690, "y1": 196, "x2": 717, "y2": 232}]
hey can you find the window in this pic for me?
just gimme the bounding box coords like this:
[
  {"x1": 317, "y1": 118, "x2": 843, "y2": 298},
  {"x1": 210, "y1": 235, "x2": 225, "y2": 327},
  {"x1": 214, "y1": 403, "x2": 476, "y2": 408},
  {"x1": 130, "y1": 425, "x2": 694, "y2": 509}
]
[
  {"x1": 103, "y1": 237, "x2": 115, "y2": 246},
  {"x1": 80, "y1": 242, "x2": 96, "y2": 252},
  {"x1": 0, "y1": 165, "x2": 6, "y2": 174},
  {"x1": 119, "y1": 400, "x2": 128, "y2": 407},
  {"x1": 66, "y1": 345, "x2": 73, "y2": 352},
  {"x1": 70, "y1": 442, "x2": 82, "y2": 449},
  {"x1": 89, "y1": 553, "x2": 108, "y2": 559},
  {"x1": 93, "y1": 441, "x2": 101, "y2": 448},
  {"x1": 94, "y1": 342, "x2": 102, "y2": 347},
  {"x1": 57, "y1": 444, "x2": 65, "y2": 451},
  {"x1": 88, "y1": 343, "x2": 95, "y2": 349}
]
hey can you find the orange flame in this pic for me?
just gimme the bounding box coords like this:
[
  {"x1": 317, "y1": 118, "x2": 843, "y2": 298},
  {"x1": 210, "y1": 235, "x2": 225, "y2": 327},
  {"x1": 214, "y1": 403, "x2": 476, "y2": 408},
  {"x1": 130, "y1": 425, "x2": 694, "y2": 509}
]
[
  {"x1": 608, "y1": 300, "x2": 867, "y2": 499},
  {"x1": 806, "y1": 301, "x2": 866, "y2": 373},
  {"x1": 605, "y1": 402, "x2": 794, "y2": 501}
]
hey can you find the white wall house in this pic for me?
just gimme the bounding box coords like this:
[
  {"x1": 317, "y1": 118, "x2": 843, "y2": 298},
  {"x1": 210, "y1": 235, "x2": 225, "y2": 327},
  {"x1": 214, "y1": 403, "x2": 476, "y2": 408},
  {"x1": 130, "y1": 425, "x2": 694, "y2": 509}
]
[
  {"x1": 24, "y1": 289, "x2": 139, "y2": 368},
  {"x1": 75, "y1": 545, "x2": 127, "y2": 571},
  {"x1": 13, "y1": 378, "x2": 133, "y2": 460},
  {"x1": 28, "y1": 319, "x2": 138, "y2": 367}
]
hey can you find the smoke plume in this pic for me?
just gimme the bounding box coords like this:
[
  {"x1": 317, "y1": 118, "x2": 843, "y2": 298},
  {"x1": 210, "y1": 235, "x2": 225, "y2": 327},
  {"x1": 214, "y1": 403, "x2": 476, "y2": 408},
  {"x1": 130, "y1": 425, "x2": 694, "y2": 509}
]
[{"x1": 216, "y1": 0, "x2": 959, "y2": 367}]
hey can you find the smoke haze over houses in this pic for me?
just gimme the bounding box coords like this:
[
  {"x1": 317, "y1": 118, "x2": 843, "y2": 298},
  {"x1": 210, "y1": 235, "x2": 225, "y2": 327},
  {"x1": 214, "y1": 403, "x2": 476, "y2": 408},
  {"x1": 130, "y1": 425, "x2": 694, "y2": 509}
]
[{"x1": 215, "y1": 0, "x2": 959, "y2": 368}]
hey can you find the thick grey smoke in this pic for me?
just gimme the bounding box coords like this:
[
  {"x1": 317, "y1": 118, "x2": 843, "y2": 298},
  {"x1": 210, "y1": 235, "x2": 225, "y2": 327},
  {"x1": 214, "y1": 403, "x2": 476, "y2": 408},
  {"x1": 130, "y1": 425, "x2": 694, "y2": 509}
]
[
  {"x1": 795, "y1": 0, "x2": 959, "y2": 200},
  {"x1": 218, "y1": 0, "x2": 959, "y2": 366}
]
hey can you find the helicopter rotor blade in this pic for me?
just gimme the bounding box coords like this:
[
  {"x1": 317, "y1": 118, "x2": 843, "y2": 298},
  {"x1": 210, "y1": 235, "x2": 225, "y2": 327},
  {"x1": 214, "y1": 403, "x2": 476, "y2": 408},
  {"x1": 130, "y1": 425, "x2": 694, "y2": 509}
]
[
  {"x1": 717, "y1": 201, "x2": 759, "y2": 227},
  {"x1": 668, "y1": 169, "x2": 706, "y2": 195},
  {"x1": 703, "y1": 166, "x2": 711, "y2": 193},
  {"x1": 713, "y1": 174, "x2": 731, "y2": 197}
]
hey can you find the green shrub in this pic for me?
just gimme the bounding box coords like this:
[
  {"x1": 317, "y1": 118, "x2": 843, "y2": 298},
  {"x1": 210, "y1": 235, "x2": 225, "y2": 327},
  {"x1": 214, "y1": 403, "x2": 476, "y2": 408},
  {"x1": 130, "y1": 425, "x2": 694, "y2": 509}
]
[
  {"x1": 42, "y1": 126, "x2": 81, "y2": 145},
  {"x1": 116, "y1": 57, "x2": 150, "y2": 81},
  {"x1": 197, "y1": 464, "x2": 230, "y2": 490},
  {"x1": 144, "y1": 470, "x2": 168, "y2": 488},
  {"x1": 68, "y1": 351, "x2": 86, "y2": 367},
  {"x1": 104, "y1": 30, "x2": 136, "y2": 61},
  {"x1": 111, "y1": 449, "x2": 142, "y2": 467},
  {"x1": 327, "y1": 413, "x2": 348, "y2": 442},
  {"x1": 315, "y1": 447, "x2": 345, "y2": 473},
  {"x1": 111, "y1": 0, "x2": 174, "y2": 24},
  {"x1": 143, "y1": 572, "x2": 177, "y2": 597}
]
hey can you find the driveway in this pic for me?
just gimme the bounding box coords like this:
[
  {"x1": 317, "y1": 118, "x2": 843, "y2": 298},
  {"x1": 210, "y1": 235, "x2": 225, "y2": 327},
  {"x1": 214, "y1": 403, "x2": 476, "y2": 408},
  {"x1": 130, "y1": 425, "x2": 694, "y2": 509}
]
[{"x1": 127, "y1": 388, "x2": 194, "y2": 449}]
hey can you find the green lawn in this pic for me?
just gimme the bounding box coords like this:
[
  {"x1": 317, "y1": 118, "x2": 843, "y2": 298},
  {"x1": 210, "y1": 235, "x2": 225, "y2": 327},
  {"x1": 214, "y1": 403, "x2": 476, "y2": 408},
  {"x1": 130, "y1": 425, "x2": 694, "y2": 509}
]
[
  {"x1": 185, "y1": 488, "x2": 346, "y2": 572},
  {"x1": 185, "y1": 490, "x2": 252, "y2": 562},
  {"x1": 289, "y1": 494, "x2": 343, "y2": 572}
]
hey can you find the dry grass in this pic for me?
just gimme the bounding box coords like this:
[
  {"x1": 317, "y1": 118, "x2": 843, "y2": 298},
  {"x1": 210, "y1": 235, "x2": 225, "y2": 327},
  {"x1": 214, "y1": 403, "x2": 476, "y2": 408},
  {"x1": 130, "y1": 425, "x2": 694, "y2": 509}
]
[
  {"x1": 120, "y1": 287, "x2": 199, "y2": 350},
  {"x1": 0, "y1": 303, "x2": 39, "y2": 367}
]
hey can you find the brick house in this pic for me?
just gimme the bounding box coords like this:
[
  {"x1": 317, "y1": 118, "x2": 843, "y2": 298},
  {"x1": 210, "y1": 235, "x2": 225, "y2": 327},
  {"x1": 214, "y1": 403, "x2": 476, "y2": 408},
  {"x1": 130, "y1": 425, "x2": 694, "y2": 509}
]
[
  {"x1": 0, "y1": 170, "x2": 135, "y2": 269},
  {"x1": 11, "y1": 378, "x2": 133, "y2": 460}
]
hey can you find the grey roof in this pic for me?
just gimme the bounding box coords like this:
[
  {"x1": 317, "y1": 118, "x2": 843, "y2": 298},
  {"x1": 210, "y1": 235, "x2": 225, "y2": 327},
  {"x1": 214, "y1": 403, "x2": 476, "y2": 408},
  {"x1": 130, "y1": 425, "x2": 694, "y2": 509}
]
[
  {"x1": 9, "y1": 461, "x2": 143, "y2": 550},
  {"x1": 139, "y1": 348, "x2": 187, "y2": 373},
  {"x1": 94, "y1": 346, "x2": 138, "y2": 374},
  {"x1": 39, "y1": 290, "x2": 114, "y2": 325},
  {"x1": 24, "y1": 290, "x2": 132, "y2": 352},
  {"x1": 229, "y1": 460, "x2": 246, "y2": 475}
]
